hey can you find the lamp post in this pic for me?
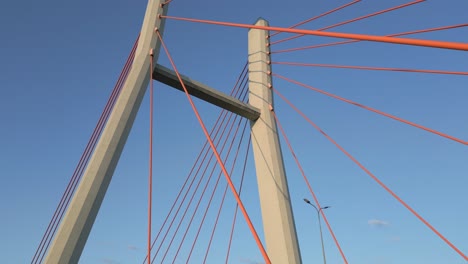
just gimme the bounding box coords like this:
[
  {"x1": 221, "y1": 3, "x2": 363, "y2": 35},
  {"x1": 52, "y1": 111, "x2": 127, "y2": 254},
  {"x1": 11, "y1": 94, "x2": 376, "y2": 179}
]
[{"x1": 303, "y1": 198, "x2": 330, "y2": 264}]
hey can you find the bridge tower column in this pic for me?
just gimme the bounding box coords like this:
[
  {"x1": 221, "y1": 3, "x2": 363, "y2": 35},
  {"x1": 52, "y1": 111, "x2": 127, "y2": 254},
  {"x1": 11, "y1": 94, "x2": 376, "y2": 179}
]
[
  {"x1": 248, "y1": 18, "x2": 303, "y2": 264},
  {"x1": 44, "y1": 0, "x2": 169, "y2": 263}
]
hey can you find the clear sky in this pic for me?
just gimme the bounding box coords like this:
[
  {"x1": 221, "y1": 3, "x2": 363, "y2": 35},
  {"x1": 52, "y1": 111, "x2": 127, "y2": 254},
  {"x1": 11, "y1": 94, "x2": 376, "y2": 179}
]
[{"x1": 1, "y1": 0, "x2": 467, "y2": 263}]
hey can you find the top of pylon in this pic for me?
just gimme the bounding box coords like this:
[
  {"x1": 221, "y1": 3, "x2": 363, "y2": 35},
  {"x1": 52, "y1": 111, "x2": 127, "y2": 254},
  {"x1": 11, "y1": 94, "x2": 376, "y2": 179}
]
[{"x1": 253, "y1": 17, "x2": 269, "y2": 25}]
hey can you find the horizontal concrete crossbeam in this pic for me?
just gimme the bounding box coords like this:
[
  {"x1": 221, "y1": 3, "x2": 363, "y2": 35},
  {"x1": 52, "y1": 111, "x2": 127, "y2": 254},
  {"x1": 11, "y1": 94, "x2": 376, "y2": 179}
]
[{"x1": 153, "y1": 64, "x2": 260, "y2": 121}]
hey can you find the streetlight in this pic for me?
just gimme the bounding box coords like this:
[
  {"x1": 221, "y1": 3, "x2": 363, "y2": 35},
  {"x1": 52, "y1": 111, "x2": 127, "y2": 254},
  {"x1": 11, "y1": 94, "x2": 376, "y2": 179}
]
[{"x1": 303, "y1": 198, "x2": 330, "y2": 264}]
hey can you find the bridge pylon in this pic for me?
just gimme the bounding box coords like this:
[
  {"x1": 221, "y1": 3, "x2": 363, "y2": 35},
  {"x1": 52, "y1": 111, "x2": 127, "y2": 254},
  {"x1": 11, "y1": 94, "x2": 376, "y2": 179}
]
[
  {"x1": 41, "y1": 5, "x2": 303, "y2": 263},
  {"x1": 43, "y1": 0, "x2": 169, "y2": 262},
  {"x1": 248, "y1": 18, "x2": 303, "y2": 264}
]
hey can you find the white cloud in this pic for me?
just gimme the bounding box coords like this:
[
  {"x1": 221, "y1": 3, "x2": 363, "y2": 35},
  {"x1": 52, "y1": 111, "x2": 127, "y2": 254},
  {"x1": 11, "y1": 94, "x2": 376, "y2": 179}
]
[{"x1": 368, "y1": 219, "x2": 389, "y2": 227}]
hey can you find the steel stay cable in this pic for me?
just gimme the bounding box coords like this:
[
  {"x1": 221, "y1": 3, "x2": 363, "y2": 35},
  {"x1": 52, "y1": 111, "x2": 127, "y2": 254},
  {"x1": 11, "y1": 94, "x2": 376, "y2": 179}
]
[
  {"x1": 201, "y1": 80, "x2": 251, "y2": 264},
  {"x1": 156, "y1": 29, "x2": 271, "y2": 264},
  {"x1": 143, "y1": 140, "x2": 211, "y2": 263},
  {"x1": 147, "y1": 49, "x2": 154, "y2": 264},
  {"x1": 160, "y1": 15, "x2": 468, "y2": 51},
  {"x1": 40, "y1": 40, "x2": 137, "y2": 263},
  {"x1": 34, "y1": 36, "x2": 138, "y2": 261},
  {"x1": 168, "y1": 87, "x2": 249, "y2": 262},
  {"x1": 144, "y1": 124, "x2": 217, "y2": 263},
  {"x1": 39, "y1": 40, "x2": 137, "y2": 261},
  {"x1": 271, "y1": 0, "x2": 425, "y2": 46},
  {"x1": 269, "y1": 0, "x2": 361, "y2": 38},
  {"x1": 32, "y1": 35, "x2": 139, "y2": 264},
  {"x1": 174, "y1": 77, "x2": 250, "y2": 259},
  {"x1": 153, "y1": 81, "x2": 249, "y2": 262},
  {"x1": 150, "y1": 109, "x2": 234, "y2": 263},
  {"x1": 148, "y1": 70, "x2": 248, "y2": 263},
  {"x1": 204, "y1": 80, "x2": 250, "y2": 262},
  {"x1": 159, "y1": 75, "x2": 249, "y2": 261},
  {"x1": 176, "y1": 118, "x2": 248, "y2": 263},
  {"x1": 224, "y1": 137, "x2": 251, "y2": 264},
  {"x1": 273, "y1": 73, "x2": 467, "y2": 145},
  {"x1": 272, "y1": 61, "x2": 468, "y2": 76},
  {"x1": 143, "y1": 63, "x2": 248, "y2": 263},
  {"x1": 390, "y1": 23, "x2": 468, "y2": 37},
  {"x1": 148, "y1": 76, "x2": 250, "y2": 259},
  {"x1": 273, "y1": 87, "x2": 468, "y2": 261},
  {"x1": 158, "y1": 108, "x2": 241, "y2": 263},
  {"x1": 271, "y1": 109, "x2": 349, "y2": 264},
  {"x1": 151, "y1": 55, "x2": 249, "y2": 264},
  {"x1": 201, "y1": 121, "x2": 249, "y2": 263},
  {"x1": 272, "y1": 23, "x2": 468, "y2": 54},
  {"x1": 188, "y1": 89, "x2": 250, "y2": 263}
]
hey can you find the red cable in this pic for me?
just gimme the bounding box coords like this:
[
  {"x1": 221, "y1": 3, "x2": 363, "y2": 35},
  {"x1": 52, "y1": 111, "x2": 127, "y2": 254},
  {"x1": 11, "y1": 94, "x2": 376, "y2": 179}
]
[
  {"x1": 271, "y1": 0, "x2": 425, "y2": 45},
  {"x1": 143, "y1": 63, "x2": 248, "y2": 263},
  {"x1": 151, "y1": 38, "x2": 244, "y2": 263},
  {"x1": 269, "y1": 0, "x2": 361, "y2": 38},
  {"x1": 273, "y1": 73, "x2": 467, "y2": 145},
  {"x1": 144, "y1": 130, "x2": 214, "y2": 263},
  {"x1": 159, "y1": 111, "x2": 240, "y2": 263},
  {"x1": 228, "y1": 62, "x2": 248, "y2": 98},
  {"x1": 33, "y1": 35, "x2": 139, "y2": 264},
  {"x1": 147, "y1": 50, "x2": 154, "y2": 264},
  {"x1": 176, "y1": 118, "x2": 247, "y2": 263},
  {"x1": 321, "y1": 0, "x2": 424, "y2": 31},
  {"x1": 224, "y1": 138, "x2": 251, "y2": 264},
  {"x1": 41, "y1": 38, "x2": 137, "y2": 261},
  {"x1": 272, "y1": 61, "x2": 468, "y2": 76},
  {"x1": 150, "y1": 70, "x2": 249, "y2": 262},
  {"x1": 185, "y1": 120, "x2": 249, "y2": 263},
  {"x1": 232, "y1": 72, "x2": 250, "y2": 104},
  {"x1": 167, "y1": 78, "x2": 249, "y2": 260},
  {"x1": 274, "y1": 87, "x2": 468, "y2": 261},
  {"x1": 202, "y1": 122, "x2": 249, "y2": 263},
  {"x1": 204, "y1": 79, "x2": 250, "y2": 264},
  {"x1": 161, "y1": 15, "x2": 468, "y2": 51},
  {"x1": 182, "y1": 81, "x2": 250, "y2": 263},
  {"x1": 40, "y1": 39, "x2": 137, "y2": 259},
  {"x1": 156, "y1": 29, "x2": 271, "y2": 264},
  {"x1": 169, "y1": 113, "x2": 243, "y2": 261},
  {"x1": 271, "y1": 110, "x2": 349, "y2": 264},
  {"x1": 272, "y1": 40, "x2": 358, "y2": 54},
  {"x1": 390, "y1": 23, "x2": 468, "y2": 37},
  {"x1": 151, "y1": 105, "x2": 236, "y2": 262},
  {"x1": 153, "y1": 79, "x2": 249, "y2": 259},
  {"x1": 143, "y1": 141, "x2": 209, "y2": 263},
  {"x1": 272, "y1": 23, "x2": 468, "y2": 53}
]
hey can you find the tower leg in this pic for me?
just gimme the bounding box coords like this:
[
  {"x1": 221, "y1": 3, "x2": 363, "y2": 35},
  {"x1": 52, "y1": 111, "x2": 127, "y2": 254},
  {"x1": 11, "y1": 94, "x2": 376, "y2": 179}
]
[
  {"x1": 44, "y1": 1, "x2": 169, "y2": 263},
  {"x1": 248, "y1": 18, "x2": 302, "y2": 264}
]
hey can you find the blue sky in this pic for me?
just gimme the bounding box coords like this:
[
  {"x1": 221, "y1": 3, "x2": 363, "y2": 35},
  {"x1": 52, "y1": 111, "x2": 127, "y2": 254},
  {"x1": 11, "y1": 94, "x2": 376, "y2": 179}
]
[{"x1": 1, "y1": 0, "x2": 467, "y2": 263}]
